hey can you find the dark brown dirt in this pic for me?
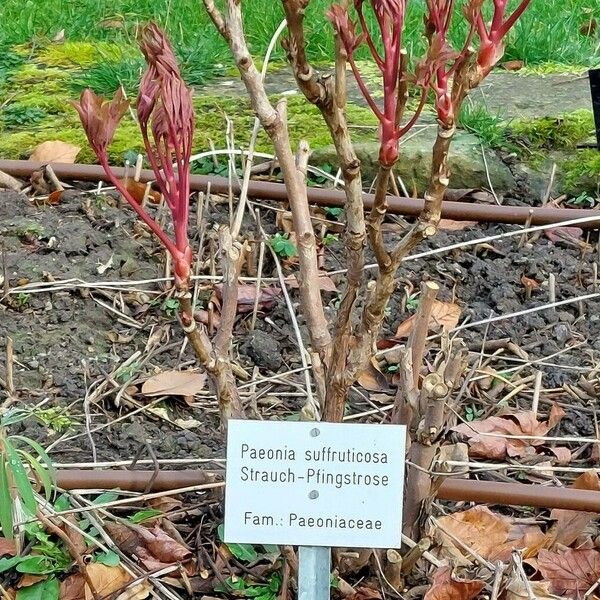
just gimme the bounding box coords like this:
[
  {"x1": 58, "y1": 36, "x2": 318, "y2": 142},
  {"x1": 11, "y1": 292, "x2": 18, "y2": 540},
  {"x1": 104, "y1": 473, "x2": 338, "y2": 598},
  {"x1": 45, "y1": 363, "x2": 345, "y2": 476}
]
[{"x1": 0, "y1": 188, "x2": 598, "y2": 466}]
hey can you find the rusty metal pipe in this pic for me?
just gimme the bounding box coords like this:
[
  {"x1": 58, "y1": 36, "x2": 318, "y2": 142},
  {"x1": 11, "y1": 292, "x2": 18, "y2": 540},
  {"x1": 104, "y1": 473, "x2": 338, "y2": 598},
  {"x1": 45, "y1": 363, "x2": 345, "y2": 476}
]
[
  {"x1": 56, "y1": 469, "x2": 220, "y2": 492},
  {"x1": 1, "y1": 159, "x2": 599, "y2": 227},
  {"x1": 56, "y1": 470, "x2": 600, "y2": 512}
]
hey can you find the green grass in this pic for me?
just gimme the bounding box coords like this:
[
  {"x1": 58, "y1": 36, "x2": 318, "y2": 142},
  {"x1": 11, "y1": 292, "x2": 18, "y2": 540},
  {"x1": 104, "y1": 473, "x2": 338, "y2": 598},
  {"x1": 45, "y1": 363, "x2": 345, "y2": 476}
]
[
  {"x1": 458, "y1": 101, "x2": 508, "y2": 148},
  {"x1": 0, "y1": 0, "x2": 597, "y2": 76}
]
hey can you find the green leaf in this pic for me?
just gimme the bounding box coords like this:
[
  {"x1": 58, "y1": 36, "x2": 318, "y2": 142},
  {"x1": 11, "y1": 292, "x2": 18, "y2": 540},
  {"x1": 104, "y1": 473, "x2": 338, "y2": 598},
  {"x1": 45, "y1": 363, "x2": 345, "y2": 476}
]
[
  {"x1": 217, "y1": 524, "x2": 258, "y2": 562},
  {"x1": 325, "y1": 207, "x2": 343, "y2": 218},
  {"x1": 16, "y1": 555, "x2": 55, "y2": 574},
  {"x1": 129, "y1": 509, "x2": 163, "y2": 524},
  {"x1": 267, "y1": 573, "x2": 281, "y2": 592},
  {"x1": 23, "y1": 521, "x2": 50, "y2": 544},
  {"x1": 0, "y1": 459, "x2": 13, "y2": 539},
  {"x1": 261, "y1": 544, "x2": 280, "y2": 562},
  {"x1": 0, "y1": 556, "x2": 23, "y2": 573},
  {"x1": 227, "y1": 542, "x2": 258, "y2": 562},
  {"x1": 94, "y1": 492, "x2": 119, "y2": 505},
  {"x1": 53, "y1": 495, "x2": 70, "y2": 512},
  {"x1": 95, "y1": 550, "x2": 121, "y2": 566},
  {"x1": 0, "y1": 409, "x2": 30, "y2": 427},
  {"x1": 16, "y1": 577, "x2": 59, "y2": 600},
  {"x1": 214, "y1": 577, "x2": 244, "y2": 593},
  {"x1": 11, "y1": 436, "x2": 56, "y2": 479},
  {"x1": 3, "y1": 440, "x2": 36, "y2": 514},
  {"x1": 17, "y1": 451, "x2": 53, "y2": 502}
]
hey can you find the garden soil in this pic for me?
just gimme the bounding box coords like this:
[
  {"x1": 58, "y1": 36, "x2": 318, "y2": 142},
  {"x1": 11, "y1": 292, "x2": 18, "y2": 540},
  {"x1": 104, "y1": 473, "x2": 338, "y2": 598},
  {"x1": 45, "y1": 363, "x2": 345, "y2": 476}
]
[{"x1": 0, "y1": 187, "x2": 598, "y2": 465}]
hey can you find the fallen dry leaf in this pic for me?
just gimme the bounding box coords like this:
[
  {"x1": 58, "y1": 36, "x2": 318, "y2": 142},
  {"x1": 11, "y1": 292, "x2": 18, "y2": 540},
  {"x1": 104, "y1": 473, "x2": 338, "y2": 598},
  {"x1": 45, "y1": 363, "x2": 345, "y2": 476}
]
[
  {"x1": 214, "y1": 283, "x2": 282, "y2": 313},
  {"x1": 142, "y1": 370, "x2": 207, "y2": 397},
  {"x1": 549, "y1": 446, "x2": 572, "y2": 464},
  {"x1": 357, "y1": 359, "x2": 390, "y2": 392},
  {"x1": 61, "y1": 563, "x2": 150, "y2": 600},
  {"x1": 424, "y1": 566, "x2": 485, "y2": 600},
  {"x1": 119, "y1": 179, "x2": 161, "y2": 204},
  {"x1": 506, "y1": 578, "x2": 561, "y2": 600},
  {"x1": 394, "y1": 300, "x2": 461, "y2": 339},
  {"x1": 435, "y1": 506, "x2": 510, "y2": 563},
  {"x1": 106, "y1": 522, "x2": 192, "y2": 571},
  {"x1": 538, "y1": 548, "x2": 600, "y2": 597},
  {"x1": 502, "y1": 60, "x2": 525, "y2": 71},
  {"x1": 87, "y1": 563, "x2": 133, "y2": 599},
  {"x1": 30, "y1": 141, "x2": 81, "y2": 163},
  {"x1": 499, "y1": 522, "x2": 547, "y2": 561},
  {"x1": 60, "y1": 572, "x2": 85, "y2": 600},
  {"x1": 16, "y1": 574, "x2": 45, "y2": 588},
  {"x1": 48, "y1": 190, "x2": 64, "y2": 204},
  {"x1": 545, "y1": 226, "x2": 589, "y2": 249},
  {"x1": 0, "y1": 537, "x2": 16, "y2": 557},
  {"x1": 62, "y1": 515, "x2": 87, "y2": 557},
  {"x1": 452, "y1": 404, "x2": 566, "y2": 460},
  {"x1": 284, "y1": 273, "x2": 338, "y2": 293},
  {"x1": 148, "y1": 496, "x2": 183, "y2": 513},
  {"x1": 434, "y1": 506, "x2": 545, "y2": 564},
  {"x1": 438, "y1": 219, "x2": 478, "y2": 231},
  {"x1": 550, "y1": 471, "x2": 600, "y2": 546},
  {"x1": 353, "y1": 585, "x2": 382, "y2": 599}
]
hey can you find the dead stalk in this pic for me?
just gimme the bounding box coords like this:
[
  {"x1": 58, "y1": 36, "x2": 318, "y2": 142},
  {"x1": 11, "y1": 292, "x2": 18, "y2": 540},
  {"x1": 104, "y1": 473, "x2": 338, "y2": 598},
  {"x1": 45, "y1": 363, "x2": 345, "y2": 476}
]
[
  {"x1": 203, "y1": 0, "x2": 331, "y2": 371},
  {"x1": 5, "y1": 337, "x2": 14, "y2": 397},
  {"x1": 178, "y1": 228, "x2": 246, "y2": 422},
  {"x1": 408, "y1": 281, "x2": 439, "y2": 389}
]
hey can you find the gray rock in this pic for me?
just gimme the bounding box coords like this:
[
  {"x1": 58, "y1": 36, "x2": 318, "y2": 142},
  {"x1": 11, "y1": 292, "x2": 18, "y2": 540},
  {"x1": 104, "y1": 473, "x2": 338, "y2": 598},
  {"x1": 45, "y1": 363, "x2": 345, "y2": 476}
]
[
  {"x1": 312, "y1": 130, "x2": 516, "y2": 194},
  {"x1": 243, "y1": 330, "x2": 282, "y2": 371},
  {"x1": 469, "y1": 73, "x2": 592, "y2": 119},
  {"x1": 553, "y1": 323, "x2": 571, "y2": 345},
  {"x1": 122, "y1": 422, "x2": 147, "y2": 445}
]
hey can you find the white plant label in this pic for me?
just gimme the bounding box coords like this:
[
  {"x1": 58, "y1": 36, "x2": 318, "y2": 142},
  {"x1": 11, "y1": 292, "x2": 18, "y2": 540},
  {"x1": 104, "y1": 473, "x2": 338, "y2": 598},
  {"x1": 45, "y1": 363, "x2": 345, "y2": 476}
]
[{"x1": 224, "y1": 420, "x2": 406, "y2": 548}]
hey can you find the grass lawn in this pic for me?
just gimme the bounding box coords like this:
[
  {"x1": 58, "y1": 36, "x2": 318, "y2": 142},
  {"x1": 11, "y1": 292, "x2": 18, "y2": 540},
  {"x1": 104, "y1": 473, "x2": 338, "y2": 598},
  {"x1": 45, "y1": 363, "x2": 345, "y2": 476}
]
[
  {"x1": 0, "y1": 0, "x2": 597, "y2": 180},
  {"x1": 0, "y1": 0, "x2": 598, "y2": 77}
]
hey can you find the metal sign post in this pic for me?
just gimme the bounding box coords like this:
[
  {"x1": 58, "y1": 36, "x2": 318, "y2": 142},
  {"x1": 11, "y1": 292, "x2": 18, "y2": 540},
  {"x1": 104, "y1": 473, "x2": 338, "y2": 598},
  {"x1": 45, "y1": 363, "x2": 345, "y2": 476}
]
[{"x1": 298, "y1": 546, "x2": 331, "y2": 600}]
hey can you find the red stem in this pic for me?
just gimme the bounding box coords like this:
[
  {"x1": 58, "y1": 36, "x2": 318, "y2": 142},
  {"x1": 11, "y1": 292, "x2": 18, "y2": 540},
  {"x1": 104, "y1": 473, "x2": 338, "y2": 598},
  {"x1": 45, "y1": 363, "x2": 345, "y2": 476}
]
[
  {"x1": 347, "y1": 53, "x2": 384, "y2": 121},
  {"x1": 499, "y1": 0, "x2": 532, "y2": 37},
  {"x1": 491, "y1": 0, "x2": 508, "y2": 33},
  {"x1": 140, "y1": 122, "x2": 174, "y2": 208},
  {"x1": 98, "y1": 155, "x2": 179, "y2": 258},
  {"x1": 398, "y1": 85, "x2": 429, "y2": 137},
  {"x1": 357, "y1": 5, "x2": 384, "y2": 69},
  {"x1": 475, "y1": 11, "x2": 489, "y2": 43},
  {"x1": 447, "y1": 23, "x2": 476, "y2": 77}
]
